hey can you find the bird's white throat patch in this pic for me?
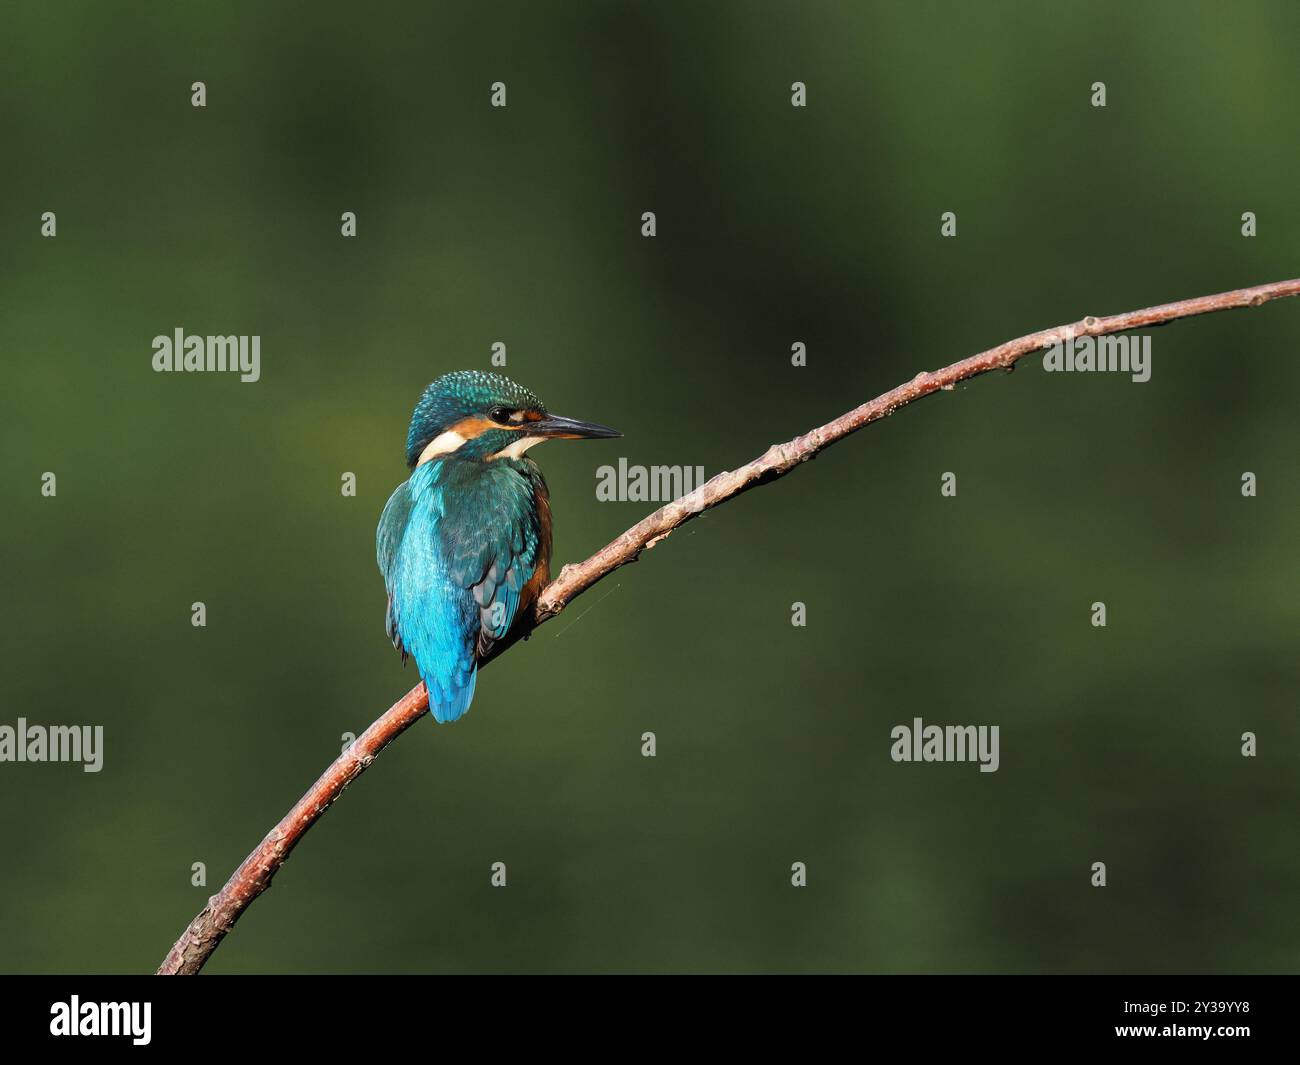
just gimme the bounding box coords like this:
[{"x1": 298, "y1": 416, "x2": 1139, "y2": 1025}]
[{"x1": 490, "y1": 435, "x2": 546, "y2": 460}]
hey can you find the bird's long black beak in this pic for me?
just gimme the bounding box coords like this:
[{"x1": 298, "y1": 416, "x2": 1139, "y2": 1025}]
[{"x1": 530, "y1": 414, "x2": 622, "y2": 440}]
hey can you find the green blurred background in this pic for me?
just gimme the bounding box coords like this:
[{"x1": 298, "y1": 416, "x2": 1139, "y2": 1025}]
[{"x1": 1, "y1": 1, "x2": 1297, "y2": 973}]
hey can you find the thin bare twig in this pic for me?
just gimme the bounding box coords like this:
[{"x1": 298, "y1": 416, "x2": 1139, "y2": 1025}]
[{"x1": 157, "y1": 277, "x2": 1300, "y2": 974}]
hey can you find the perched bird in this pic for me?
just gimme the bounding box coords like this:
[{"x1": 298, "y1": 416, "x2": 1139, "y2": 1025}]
[{"x1": 377, "y1": 371, "x2": 620, "y2": 722}]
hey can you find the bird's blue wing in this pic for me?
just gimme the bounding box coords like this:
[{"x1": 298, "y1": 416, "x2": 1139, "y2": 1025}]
[{"x1": 443, "y1": 464, "x2": 549, "y2": 662}]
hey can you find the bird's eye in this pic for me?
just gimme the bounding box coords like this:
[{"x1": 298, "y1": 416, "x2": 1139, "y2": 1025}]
[{"x1": 488, "y1": 406, "x2": 513, "y2": 425}]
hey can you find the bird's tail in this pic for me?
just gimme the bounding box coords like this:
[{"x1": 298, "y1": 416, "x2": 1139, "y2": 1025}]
[{"x1": 426, "y1": 666, "x2": 478, "y2": 723}]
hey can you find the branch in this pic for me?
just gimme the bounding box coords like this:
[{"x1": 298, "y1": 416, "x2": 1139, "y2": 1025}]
[{"x1": 157, "y1": 277, "x2": 1300, "y2": 974}]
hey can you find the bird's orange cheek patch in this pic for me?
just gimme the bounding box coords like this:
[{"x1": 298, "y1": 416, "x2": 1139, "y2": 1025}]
[
  {"x1": 454, "y1": 414, "x2": 541, "y2": 437},
  {"x1": 451, "y1": 415, "x2": 509, "y2": 439}
]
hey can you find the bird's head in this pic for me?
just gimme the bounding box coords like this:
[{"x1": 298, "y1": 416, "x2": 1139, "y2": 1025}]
[{"x1": 405, "y1": 370, "x2": 621, "y2": 467}]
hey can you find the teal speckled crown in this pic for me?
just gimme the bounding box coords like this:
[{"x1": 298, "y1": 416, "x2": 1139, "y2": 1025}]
[{"x1": 405, "y1": 371, "x2": 545, "y2": 467}]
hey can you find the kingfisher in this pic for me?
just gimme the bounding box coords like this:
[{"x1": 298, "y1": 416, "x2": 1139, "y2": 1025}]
[{"x1": 377, "y1": 370, "x2": 620, "y2": 722}]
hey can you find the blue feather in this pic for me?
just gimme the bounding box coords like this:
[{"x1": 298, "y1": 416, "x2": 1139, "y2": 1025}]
[{"x1": 377, "y1": 455, "x2": 548, "y2": 724}]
